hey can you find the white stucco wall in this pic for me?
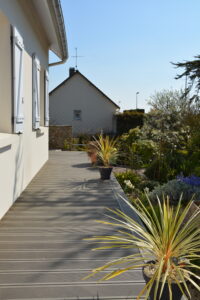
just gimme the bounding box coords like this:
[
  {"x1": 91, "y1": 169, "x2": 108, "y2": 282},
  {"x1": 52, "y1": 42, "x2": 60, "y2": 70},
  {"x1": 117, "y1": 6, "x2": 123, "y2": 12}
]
[
  {"x1": 0, "y1": 2, "x2": 49, "y2": 219},
  {"x1": 50, "y1": 73, "x2": 118, "y2": 135},
  {"x1": 0, "y1": 0, "x2": 49, "y2": 66}
]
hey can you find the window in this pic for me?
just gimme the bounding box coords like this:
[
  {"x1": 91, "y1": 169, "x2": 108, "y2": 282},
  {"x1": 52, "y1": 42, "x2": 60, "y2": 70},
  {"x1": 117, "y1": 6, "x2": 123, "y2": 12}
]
[
  {"x1": 73, "y1": 110, "x2": 82, "y2": 120},
  {"x1": 44, "y1": 70, "x2": 49, "y2": 126},
  {"x1": 32, "y1": 54, "x2": 40, "y2": 130},
  {"x1": 12, "y1": 26, "x2": 24, "y2": 133},
  {"x1": 39, "y1": 67, "x2": 48, "y2": 127}
]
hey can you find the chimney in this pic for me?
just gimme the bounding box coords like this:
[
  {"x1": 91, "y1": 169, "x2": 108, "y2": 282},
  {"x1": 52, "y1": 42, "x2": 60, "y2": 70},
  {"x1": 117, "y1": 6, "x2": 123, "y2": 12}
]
[{"x1": 69, "y1": 67, "x2": 76, "y2": 77}]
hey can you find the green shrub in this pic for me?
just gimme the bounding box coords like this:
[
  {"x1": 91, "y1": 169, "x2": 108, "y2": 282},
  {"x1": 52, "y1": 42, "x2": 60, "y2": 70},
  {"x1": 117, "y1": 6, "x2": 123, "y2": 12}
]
[
  {"x1": 114, "y1": 171, "x2": 141, "y2": 192},
  {"x1": 145, "y1": 148, "x2": 200, "y2": 181},
  {"x1": 149, "y1": 179, "x2": 200, "y2": 204},
  {"x1": 116, "y1": 110, "x2": 144, "y2": 135},
  {"x1": 144, "y1": 158, "x2": 172, "y2": 183},
  {"x1": 115, "y1": 171, "x2": 159, "y2": 200},
  {"x1": 75, "y1": 145, "x2": 87, "y2": 151},
  {"x1": 63, "y1": 139, "x2": 72, "y2": 150},
  {"x1": 130, "y1": 139, "x2": 157, "y2": 167},
  {"x1": 137, "y1": 179, "x2": 159, "y2": 192},
  {"x1": 119, "y1": 127, "x2": 141, "y2": 145},
  {"x1": 117, "y1": 128, "x2": 140, "y2": 167},
  {"x1": 193, "y1": 166, "x2": 200, "y2": 177},
  {"x1": 77, "y1": 133, "x2": 91, "y2": 145},
  {"x1": 187, "y1": 150, "x2": 200, "y2": 174},
  {"x1": 117, "y1": 128, "x2": 157, "y2": 168}
]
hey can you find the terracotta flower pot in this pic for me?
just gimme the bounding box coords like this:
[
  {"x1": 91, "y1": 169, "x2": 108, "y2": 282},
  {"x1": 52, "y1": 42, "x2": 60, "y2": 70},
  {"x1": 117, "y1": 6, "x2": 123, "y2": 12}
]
[
  {"x1": 87, "y1": 142, "x2": 98, "y2": 165},
  {"x1": 99, "y1": 167, "x2": 113, "y2": 180},
  {"x1": 89, "y1": 152, "x2": 97, "y2": 165},
  {"x1": 142, "y1": 261, "x2": 183, "y2": 300}
]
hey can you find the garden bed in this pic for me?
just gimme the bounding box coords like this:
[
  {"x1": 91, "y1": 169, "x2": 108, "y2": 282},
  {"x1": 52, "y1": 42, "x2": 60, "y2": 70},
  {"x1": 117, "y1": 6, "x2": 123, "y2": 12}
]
[{"x1": 114, "y1": 170, "x2": 200, "y2": 300}]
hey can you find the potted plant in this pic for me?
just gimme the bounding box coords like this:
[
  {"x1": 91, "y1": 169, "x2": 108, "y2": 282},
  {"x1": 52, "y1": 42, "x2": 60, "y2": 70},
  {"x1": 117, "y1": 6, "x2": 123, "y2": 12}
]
[
  {"x1": 94, "y1": 134, "x2": 118, "y2": 180},
  {"x1": 87, "y1": 141, "x2": 98, "y2": 165},
  {"x1": 84, "y1": 196, "x2": 200, "y2": 299}
]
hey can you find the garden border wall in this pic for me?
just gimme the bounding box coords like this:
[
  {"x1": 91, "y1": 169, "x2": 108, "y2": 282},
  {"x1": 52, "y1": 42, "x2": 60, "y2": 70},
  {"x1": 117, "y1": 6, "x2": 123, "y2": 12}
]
[{"x1": 49, "y1": 125, "x2": 72, "y2": 150}]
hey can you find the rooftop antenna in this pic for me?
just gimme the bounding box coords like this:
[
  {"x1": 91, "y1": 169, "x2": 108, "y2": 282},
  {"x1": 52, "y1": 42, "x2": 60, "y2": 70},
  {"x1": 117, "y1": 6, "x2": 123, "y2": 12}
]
[{"x1": 72, "y1": 47, "x2": 83, "y2": 70}]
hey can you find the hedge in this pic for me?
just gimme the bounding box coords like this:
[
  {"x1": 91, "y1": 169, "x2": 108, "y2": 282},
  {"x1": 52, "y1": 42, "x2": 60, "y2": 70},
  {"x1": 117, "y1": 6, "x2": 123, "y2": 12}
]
[{"x1": 116, "y1": 109, "x2": 145, "y2": 135}]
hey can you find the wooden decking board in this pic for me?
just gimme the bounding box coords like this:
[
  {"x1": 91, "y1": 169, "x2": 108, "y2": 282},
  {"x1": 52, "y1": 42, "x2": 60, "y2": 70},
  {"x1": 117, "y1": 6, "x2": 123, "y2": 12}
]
[{"x1": 0, "y1": 151, "x2": 145, "y2": 299}]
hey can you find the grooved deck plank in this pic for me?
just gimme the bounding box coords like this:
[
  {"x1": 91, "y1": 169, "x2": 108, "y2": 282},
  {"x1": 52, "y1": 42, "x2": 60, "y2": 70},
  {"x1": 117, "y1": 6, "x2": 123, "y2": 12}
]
[{"x1": 0, "y1": 151, "x2": 145, "y2": 299}]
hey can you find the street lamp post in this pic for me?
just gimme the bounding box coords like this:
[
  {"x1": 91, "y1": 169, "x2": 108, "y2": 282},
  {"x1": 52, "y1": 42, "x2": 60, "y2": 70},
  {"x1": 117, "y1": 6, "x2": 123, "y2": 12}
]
[{"x1": 136, "y1": 92, "x2": 139, "y2": 110}]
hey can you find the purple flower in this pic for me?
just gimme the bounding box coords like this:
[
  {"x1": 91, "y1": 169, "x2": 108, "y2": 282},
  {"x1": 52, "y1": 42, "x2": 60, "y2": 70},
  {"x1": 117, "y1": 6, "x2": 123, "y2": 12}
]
[{"x1": 177, "y1": 175, "x2": 200, "y2": 187}]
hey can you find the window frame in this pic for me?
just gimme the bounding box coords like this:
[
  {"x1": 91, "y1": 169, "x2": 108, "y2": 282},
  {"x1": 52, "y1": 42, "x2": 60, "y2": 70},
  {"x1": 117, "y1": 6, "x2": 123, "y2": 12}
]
[{"x1": 73, "y1": 110, "x2": 82, "y2": 121}]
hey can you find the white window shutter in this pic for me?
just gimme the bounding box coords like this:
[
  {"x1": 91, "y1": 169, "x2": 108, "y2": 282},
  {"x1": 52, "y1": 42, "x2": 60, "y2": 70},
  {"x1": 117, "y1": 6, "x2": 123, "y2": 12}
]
[
  {"x1": 44, "y1": 70, "x2": 49, "y2": 126},
  {"x1": 12, "y1": 27, "x2": 24, "y2": 133},
  {"x1": 32, "y1": 54, "x2": 40, "y2": 130}
]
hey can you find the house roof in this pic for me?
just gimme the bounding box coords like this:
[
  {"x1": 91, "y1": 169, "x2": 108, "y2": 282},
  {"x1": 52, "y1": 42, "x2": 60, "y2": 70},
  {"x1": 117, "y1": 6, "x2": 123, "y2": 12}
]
[
  {"x1": 32, "y1": 0, "x2": 68, "y2": 61},
  {"x1": 0, "y1": 0, "x2": 68, "y2": 62},
  {"x1": 50, "y1": 70, "x2": 120, "y2": 109}
]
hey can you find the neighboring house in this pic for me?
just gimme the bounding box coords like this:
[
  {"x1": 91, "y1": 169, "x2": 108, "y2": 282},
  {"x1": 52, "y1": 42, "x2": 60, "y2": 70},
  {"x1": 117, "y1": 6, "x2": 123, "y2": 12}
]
[
  {"x1": 0, "y1": 0, "x2": 68, "y2": 219},
  {"x1": 49, "y1": 68, "x2": 120, "y2": 135}
]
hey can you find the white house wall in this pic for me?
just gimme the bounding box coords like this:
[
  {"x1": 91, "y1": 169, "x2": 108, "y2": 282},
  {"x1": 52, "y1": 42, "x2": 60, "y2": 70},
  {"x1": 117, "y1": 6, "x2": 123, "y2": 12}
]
[
  {"x1": 0, "y1": 12, "x2": 12, "y2": 133},
  {"x1": 0, "y1": 3, "x2": 49, "y2": 219},
  {"x1": 50, "y1": 73, "x2": 117, "y2": 135},
  {"x1": 0, "y1": 0, "x2": 49, "y2": 66}
]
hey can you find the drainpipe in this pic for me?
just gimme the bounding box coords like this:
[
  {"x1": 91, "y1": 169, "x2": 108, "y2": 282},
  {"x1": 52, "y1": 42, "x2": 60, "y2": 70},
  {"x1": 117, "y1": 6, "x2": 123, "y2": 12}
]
[{"x1": 49, "y1": 57, "x2": 67, "y2": 67}]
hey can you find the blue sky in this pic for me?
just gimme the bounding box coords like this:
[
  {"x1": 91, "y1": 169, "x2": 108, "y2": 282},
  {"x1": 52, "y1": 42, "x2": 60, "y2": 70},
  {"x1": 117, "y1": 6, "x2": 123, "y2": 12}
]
[{"x1": 49, "y1": 0, "x2": 200, "y2": 112}]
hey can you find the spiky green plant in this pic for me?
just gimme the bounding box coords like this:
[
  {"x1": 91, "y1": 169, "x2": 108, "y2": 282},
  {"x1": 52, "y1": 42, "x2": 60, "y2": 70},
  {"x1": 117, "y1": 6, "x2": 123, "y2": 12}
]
[
  {"x1": 94, "y1": 134, "x2": 117, "y2": 167},
  {"x1": 84, "y1": 196, "x2": 200, "y2": 299}
]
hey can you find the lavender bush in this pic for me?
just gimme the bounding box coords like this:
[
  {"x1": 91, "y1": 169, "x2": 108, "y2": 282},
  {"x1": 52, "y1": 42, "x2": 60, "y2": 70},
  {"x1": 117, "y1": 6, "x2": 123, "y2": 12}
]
[
  {"x1": 177, "y1": 175, "x2": 200, "y2": 187},
  {"x1": 149, "y1": 177, "x2": 200, "y2": 204}
]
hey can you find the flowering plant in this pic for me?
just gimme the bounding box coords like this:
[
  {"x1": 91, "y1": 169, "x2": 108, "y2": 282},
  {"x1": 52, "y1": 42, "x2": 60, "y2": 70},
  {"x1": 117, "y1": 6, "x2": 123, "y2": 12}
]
[
  {"x1": 177, "y1": 175, "x2": 200, "y2": 187},
  {"x1": 124, "y1": 179, "x2": 135, "y2": 190}
]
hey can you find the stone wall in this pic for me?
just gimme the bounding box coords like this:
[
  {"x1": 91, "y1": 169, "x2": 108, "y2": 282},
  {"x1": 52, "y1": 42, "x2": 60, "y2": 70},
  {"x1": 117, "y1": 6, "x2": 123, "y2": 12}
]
[{"x1": 49, "y1": 126, "x2": 72, "y2": 150}]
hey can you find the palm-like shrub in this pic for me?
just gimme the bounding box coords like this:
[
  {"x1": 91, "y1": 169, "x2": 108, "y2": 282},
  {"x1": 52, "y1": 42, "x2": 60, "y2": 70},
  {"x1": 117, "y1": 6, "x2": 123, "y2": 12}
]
[
  {"x1": 94, "y1": 134, "x2": 117, "y2": 167},
  {"x1": 84, "y1": 196, "x2": 200, "y2": 299}
]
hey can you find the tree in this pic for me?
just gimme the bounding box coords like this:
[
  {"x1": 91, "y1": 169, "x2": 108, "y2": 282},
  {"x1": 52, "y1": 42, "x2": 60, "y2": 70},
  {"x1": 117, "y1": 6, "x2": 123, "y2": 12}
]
[
  {"x1": 147, "y1": 89, "x2": 189, "y2": 114},
  {"x1": 144, "y1": 90, "x2": 191, "y2": 180},
  {"x1": 173, "y1": 55, "x2": 200, "y2": 105}
]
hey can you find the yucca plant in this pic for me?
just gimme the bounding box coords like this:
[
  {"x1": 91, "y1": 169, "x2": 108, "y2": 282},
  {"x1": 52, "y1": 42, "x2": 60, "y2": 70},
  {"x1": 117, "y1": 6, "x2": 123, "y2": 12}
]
[
  {"x1": 84, "y1": 196, "x2": 200, "y2": 299},
  {"x1": 94, "y1": 134, "x2": 117, "y2": 167}
]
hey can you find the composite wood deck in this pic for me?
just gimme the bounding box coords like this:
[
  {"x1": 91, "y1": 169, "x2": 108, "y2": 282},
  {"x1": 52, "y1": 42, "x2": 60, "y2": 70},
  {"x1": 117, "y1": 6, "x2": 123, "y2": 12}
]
[{"x1": 0, "y1": 151, "x2": 145, "y2": 300}]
